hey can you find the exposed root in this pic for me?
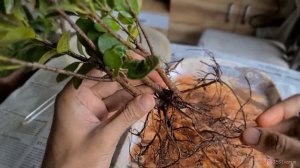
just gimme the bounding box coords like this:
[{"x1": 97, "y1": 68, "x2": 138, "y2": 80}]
[{"x1": 129, "y1": 58, "x2": 266, "y2": 168}]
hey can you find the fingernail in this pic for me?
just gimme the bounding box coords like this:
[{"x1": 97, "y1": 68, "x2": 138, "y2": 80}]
[
  {"x1": 138, "y1": 94, "x2": 155, "y2": 113},
  {"x1": 242, "y1": 128, "x2": 261, "y2": 145}
]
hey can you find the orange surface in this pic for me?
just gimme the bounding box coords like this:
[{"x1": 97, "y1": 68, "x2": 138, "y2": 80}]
[{"x1": 131, "y1": 75, "x2": 273, "y2": 168}]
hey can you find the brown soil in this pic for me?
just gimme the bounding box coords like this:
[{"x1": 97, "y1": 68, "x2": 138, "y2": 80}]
[{"x1": 131, "y1": 75, "x2": 272, "y2": 168}]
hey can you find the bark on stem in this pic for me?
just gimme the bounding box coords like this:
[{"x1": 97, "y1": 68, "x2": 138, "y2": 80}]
[
  {"x1": 116, "y1": 77, "x2": 141, "y2": 97},
  {"x1": 123, "y1": 1, "x2": 179, "y2": 93},
  {"x1": 0, "y1": 56, "x2": 142, "y2": 97},
  {"x1": 135, "y1": 18, "x2": 154, "y2": 56},
  {"x1": 142, "y1": 77, "x2": 163, "y2": 95},
  {"x1": 57, "y1": 9, "x2": 142, "y2": 97},
  {"x1": 0, "y1": 56, "x2": 111, "y2": 82},
  {"x1": 91, "y1": 14, "x2": 149, "y2": 57},
  {"x1": 56, "y1": 9, "x2": 97, "y2": 51},
  {"x1": 156, "y1": 68, "x2": 179, "y2": 94}
]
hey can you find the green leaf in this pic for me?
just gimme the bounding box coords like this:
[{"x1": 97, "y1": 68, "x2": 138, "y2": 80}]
[
  {"x1": 38, "y1": 49, "x2": 58, "y2": 64},
  {"x1": 87, "y1": 30, "x2": 103, "y2": 44},
  {"x1": 124, "y1": 55, "x2": 159, "y2": 79},
  {"x1": 57, "y1": 31, "x2": 70, "y2": 53},
  {"x1": 103, "y1": 45, "x2": 126, "y2": 76},
  {"x1": 129, "y1": 0, "x2": 142, "y2": 14},
  {"x1": 94, "y1": 18, "x2": 121, "y2": 32},
  {"x1": 1, "y1": 27, "x2": 35, "y2": 43},
  {"x1": 72, "y1": 63, "x2": 96, "y2": 89},
  {"x1": 128, "y1": 24, "x2": 139, "y2": 40},
  {"x1": 61, "y1": 4, "x2": 88, "y2": 14},
  {"x1": 117, "y1": 11, "x2": 134, "y2": 25},
  {"x1": 109, "y1": 0, "x2": 142, "y2": 14},
  {"x1": 38, "y1": 0, "x2": 48, "y2": 14},
  {"x1": 104, "y1": 45, "x2": 125, "y2": 69},
  {"x1": 0, "y1": 65, "x2": 22, "y2": 71},
  {"x1": 0, "y1": 19, "x2": 16, "y2": 31},
  {"x1": 13, "y1": 40, "x2": 52, "y2": 62},
  {"x1": 4, "y1": 0, "x2": 14, "y2": 14},
  {"x1": 98, "y1": 0, "x2": 108, "y2": 7},
  {"x1": 12, "y1": 0, "x2": 28, "y2": 26},
  {"x1": 97, "y1": 33, "x2": 121, "y2": 53},
  {"x1": 107, "y1": 0, "x2": 115, "y2": 9},
  {"x1": 76, "y1": 18, "x2": 95, "y2": 33},
  {"x1": 76, "y1": 18, "x2": 101, "y2": 49},
  {"x1": 77, "y1": 39, "x2": 86, "y2": 56},
  {"x1": 56, "y1": 62, "x2": 81, "y2": 83}
]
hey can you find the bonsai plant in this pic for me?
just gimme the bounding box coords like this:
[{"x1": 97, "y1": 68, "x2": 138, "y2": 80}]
[{"x1": 0, "y1": 0, "x2": 269, "y2": 167}]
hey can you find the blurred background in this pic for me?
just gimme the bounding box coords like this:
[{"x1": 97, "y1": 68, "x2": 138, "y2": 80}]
[{"x1": 141, "y1": 0, "x2": 300, "y2": 70}]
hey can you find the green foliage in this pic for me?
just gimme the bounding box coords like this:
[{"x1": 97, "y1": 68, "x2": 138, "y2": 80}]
[
  {"x1": 0, "y1": 27, "x2": 35, "y2": 43},
  {"x1": 77, "y1": 39, "x2": 86, "y2": 56},
  {"x1": 103, "y1": 45, "x2": 126, "y2": 77},
  {"x1": 0, "y1": 0, "x2": 160, "y2": 81},
  {"x1": 29, "y1": 16, "x2": 57, "y2": 40},
  {"x1": 0, "y1": 0, "x2": 59, "y2": 77},
  {"x1": 58, "y1": 3, "x2": 89, "y2": 14},
  {"x1": 71, "y1": 63, "x2": 96, "y2": 89},
  {"x1": 97, "y1": 33, "x2": 121, "y2": 53},
  {"x1": 117, "y1": 11, "x2": 134, "y2": 25},
  {"x1": 0, "y1": 39, "x2": 52, "y2": 62},
  {"x1": 76, "y1": 18, "x2": 103, "y2": 49},
  {"x1": 108, "y1": 0, "x2": 142, "y2": 15},
  {"x1": 57, "y1": 31, "x2": 71, "y2": 53},
  {"x1": 4, "y1": 0, "x2": 14, "y2": 14},
  {"x1": 56, "y1": 62, "x2": 96, "y2": 89},
  {"x1": 39, "y1": 49, "x2": 59, "y2": 64},
  {"x1": 124, "y1": 56, "x2": 159, "y2": 79},
  {"x1": 128, "y1": 24, "x2": 139, "y2": 41},
  {"x1": 94, "y1": 18, "x2": 121, "y2": 32},
  {"x1": 0, "y1": 65, "x2": 21, "y2": 71},
  {"x1": 56, "y1": 62, "x2": 81, "y2": 82},
  {"x1": 76, "y1": 18, "x2": 95, "y2": 33}
]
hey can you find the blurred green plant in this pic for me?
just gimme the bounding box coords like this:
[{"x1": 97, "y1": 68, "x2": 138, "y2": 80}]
[{"x1": 0, "y1": 0, "x2": 166, "y2": 93}]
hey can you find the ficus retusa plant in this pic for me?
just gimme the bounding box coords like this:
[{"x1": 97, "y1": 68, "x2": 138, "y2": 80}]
[{"x1": 0, "y1": 1, "x2": 262, "y2": 167}]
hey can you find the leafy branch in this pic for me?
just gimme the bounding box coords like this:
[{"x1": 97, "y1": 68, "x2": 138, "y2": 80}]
[{"x1": 0, "y1": 55, "x2": 111, "y2": 82}]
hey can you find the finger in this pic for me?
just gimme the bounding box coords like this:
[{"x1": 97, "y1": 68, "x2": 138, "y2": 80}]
[
  {"x1": 270, "y1": 117, "x2": 300, "y2": 137},
  {"x1": 242, "y1": 128, "x2": 300, "y2": 162},
  {"x1": 97, "y1": 94, "x2": 155, "y2": 143},
  {"x1": 81, "y1": 69, "x2": 103, "y2": 88},
  {"x1": 130, "y1": 52, "x2": 166, "y2": 88},
  {"x1": 256, "y1": 94, "x2": 300, "y2": 127},
  {"x1": 76, "y1": 87, "x2": 109, "y2": 120},
  {"x1": 90, "y1": 81, "x2": 120, "y2": 99},
  {"x1": 103, "y1": 85, "x2": 154, "y2": 112},
  {"x1": 148, "y1": 71, "x2": 167, "y2": 88}
]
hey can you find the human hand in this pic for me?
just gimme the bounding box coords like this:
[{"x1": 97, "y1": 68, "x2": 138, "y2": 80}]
[
  {"x1": 242, "y1": 94, "x2": 300, "y2": 167},
  {"x1": 42, "y1": 70, "x2": 156, "y2": 168}
]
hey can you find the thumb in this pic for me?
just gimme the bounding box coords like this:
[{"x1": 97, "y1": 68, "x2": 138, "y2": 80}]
[{"x1": 242, "y1": 128, "x2": 300, "y2": 162}]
